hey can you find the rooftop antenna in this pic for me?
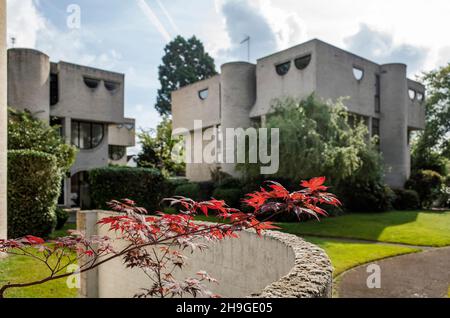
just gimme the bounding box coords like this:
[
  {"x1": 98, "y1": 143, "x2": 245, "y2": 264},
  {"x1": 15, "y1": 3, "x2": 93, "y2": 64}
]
[
  {"x1": 240, "y1": 35, "x2": 250, "y2": 62},
  {"x1": 10, "y1": 37, "x2": 16, "y2": 48}
]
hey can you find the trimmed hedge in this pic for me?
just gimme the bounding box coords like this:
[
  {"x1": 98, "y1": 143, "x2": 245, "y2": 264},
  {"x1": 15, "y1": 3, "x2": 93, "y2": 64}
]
[
  {"x1": 337, "y1": 181, "x2": 394, "y2": 212},
  {"x1": 89, "y1": 166, "x2": 165, "y2": 213},
  {"x1": 405, "y1": 170, "x2": 443, "y2": 208},
  {"x1": 174, "y1": 183, "x2": 201, "y2": 201},
  {"x1": 8, "y1": 150, "x2": 61, "y2": 238},
  {"x1": 392, "y1": 189, "x2": 420, "y2": 211}
]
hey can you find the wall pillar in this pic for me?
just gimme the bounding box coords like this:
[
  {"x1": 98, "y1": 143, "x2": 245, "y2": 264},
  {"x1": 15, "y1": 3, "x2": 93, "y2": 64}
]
[
  {"x1": 380, "y1": 64, "x2": 409, "y2": 188},
  {"x1": 0, "y1": 0, "x2": 8, "y2": 240}
]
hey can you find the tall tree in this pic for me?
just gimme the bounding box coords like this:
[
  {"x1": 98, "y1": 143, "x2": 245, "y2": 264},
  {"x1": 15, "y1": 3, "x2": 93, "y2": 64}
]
[
  {"x1": 412, "y1": 63, "x2": 450, "y2": 174},
  {"x1": 155, "y1": 35, "x2": 217, "y2": 116},
  {"x1": 136, "y1": 117, "x2": 185, "y2": 177}
]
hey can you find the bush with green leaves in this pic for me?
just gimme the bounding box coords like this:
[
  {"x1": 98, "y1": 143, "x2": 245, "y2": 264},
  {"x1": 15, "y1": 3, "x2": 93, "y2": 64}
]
[
  {"x1": 8, "y1": 108, "x2": 77, "y2": 172},
  {"x1": 392, "y1": 189, "x2": 421, "y2": 211},
  {"x1": 55, "y1": 207, "x2": 69, "y2": 230},
  {"x1": 8, "y1": 150, "x2": 61, "y2": 238},
  {"x1": 89, "y1": 166, "x2": 165, "y2": 212},
  {"x1": 336, "y1": 181, "x2": 394, "y2": 213},
  {"x1": 405, "y1": 170, "x2": 444, "y2": 208},
  {"x1": 173, "y1": 183, "x2": 201, "y2": 201}
]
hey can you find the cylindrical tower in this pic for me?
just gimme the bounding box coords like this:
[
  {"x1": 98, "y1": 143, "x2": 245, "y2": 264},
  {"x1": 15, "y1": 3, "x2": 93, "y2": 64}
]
[
  {"x1": 220, "y1": 62, "x2": 256, "y2": 176},
  {"x1": 0, "y1": 0, "x2": 7, "y2": 240},
  {"x1": 7, "y1": 48, "x2": 50, "y2": 122},
  {"x1": 379, "y1": 63, "x2": 408, "y2": 188}
]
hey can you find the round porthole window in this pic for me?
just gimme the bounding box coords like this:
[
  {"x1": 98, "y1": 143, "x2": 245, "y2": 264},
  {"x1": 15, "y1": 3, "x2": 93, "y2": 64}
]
[
  {"x1": 408, "y1": 89, "x2": 416, "y2": 100},
  {"x1": 83, "y1": 77, "x2": 100, "y2": 89}
]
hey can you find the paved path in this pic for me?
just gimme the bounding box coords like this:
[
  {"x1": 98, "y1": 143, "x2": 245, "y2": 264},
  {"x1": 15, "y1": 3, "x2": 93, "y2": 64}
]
[{"x1": 337, "y1": 247, "x2": 450, "y2": 298}]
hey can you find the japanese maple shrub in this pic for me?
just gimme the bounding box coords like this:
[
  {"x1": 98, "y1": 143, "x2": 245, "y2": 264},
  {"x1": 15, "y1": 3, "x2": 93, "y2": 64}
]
[{"x1": 0, "y1": 177, "x2": 340, "y2": 298}]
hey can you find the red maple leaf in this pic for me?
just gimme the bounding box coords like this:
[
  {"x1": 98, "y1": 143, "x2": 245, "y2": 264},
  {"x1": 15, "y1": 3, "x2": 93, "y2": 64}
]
[
  {"x1": 301, "y1": 176, "x2": 328, "y2": 192},
  {"x1": 24, "y1": 235, "x2": 45, "y2": 245}
]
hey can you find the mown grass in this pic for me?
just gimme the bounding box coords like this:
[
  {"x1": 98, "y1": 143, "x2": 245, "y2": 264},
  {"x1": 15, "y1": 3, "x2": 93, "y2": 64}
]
[
  {"x1": 0, "y1": 246, "x2": 78, "y2": 298},
  {"x1": 278, "y1": 211, "x2": 450, "y2": 247}
]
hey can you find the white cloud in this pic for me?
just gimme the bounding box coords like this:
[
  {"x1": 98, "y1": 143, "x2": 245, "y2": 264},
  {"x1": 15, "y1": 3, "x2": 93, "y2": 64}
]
[
  {"x1": 7, "y1": 0, "x2": 46, "y2": 48},
  {"x1": 7, "y1": 0, "x2": 122, "y2": 69}
]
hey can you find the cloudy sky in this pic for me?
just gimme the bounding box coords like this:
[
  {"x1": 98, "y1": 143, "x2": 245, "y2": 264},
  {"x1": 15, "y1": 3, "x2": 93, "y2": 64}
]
[{"x1": 6, "y1": 0, "x2": 450, "y2": 153}]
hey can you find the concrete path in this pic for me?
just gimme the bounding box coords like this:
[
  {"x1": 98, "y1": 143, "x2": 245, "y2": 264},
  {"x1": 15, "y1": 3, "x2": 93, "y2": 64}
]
[{"x1": 337, "y1": 247, "x2": 450, "y2": 298}]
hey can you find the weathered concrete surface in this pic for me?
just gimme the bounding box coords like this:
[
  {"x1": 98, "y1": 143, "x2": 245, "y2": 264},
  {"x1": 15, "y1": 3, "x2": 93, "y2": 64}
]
[
  {"x1": 0, "y1": 0, "x2": 7, "y2": 240},
  {"x1": 338, "y1": 247, "x2": 450, "y2": 298},
  {"x1": 78, "y1": 211, "x2": 333, "y2": 298}
]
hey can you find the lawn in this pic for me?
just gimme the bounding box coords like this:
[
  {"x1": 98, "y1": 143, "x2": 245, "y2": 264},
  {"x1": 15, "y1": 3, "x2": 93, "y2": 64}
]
[
  {"x1": 0, "y1": 248, "x2": 78, "y2": 298},
  {"x1": 0, "y1": 223, "x2": 78, "y2": 298},
  {"x1": 278, "y1": 211, "x2": 450, "y2": 247},
  {"x1": 302, "y1": 236, "x2": 421, "y2": 277}
]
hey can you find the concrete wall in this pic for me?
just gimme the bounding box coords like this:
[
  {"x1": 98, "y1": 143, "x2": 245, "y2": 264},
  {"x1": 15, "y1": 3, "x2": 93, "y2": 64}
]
[
  {"x1": 78, "y1": 211, "x2": 333, "y2": 298},
  {"x1": 250, "y1": 40, "x2": 317, "y2": 118},
  {"x1": 172, "y1": 75, "x2": 221, "y2": 132},
  {"x1": 315, "y1": 40, "x2": 381, "y2": 118},
  {"x1": 7, "y1": 49, "x2": 50, "y2": 122},
  {"x1": 50, "y1": 62, "x2": 125, "y2": 124},
  {"x1": 0, "y1": 0, "x2": 7, "y2": 239},
  {"x1": 407, "y1": 79, "x2": 426, "y2": 130},
  {"x1": 108, "y1": 118, "x2": 136, "y2": 147}
]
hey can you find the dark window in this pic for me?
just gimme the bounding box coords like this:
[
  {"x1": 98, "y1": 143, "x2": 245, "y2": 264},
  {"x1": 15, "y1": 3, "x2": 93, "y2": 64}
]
[
  {"x1": 50, "y1": 73, "x2": 59, "y2": 106},
  {"x1": 198, "y1": 89, "x2": 209, "y2": 100},
  {"x1": 294, "y1": 54, "x2": 311, "y2": 70},
  {"x1": 372, "y1": 118, "x2": 380, "y2": 137},
  {"x1": 58, "y1": 179, "x2": 65, "y2": 205},
  {"x1": 104, "y1": 81, "x2": 119, "y2": 92},
  {"x1": 353, "y1": 67, "x2": 364, "y2": 81},
  {"x1": 50, "y1": 117, "x2": 63, "y2": 137},
  {"x1": 83, "y1": 77, "x2": 100, "y2": 89},
  {"x1": 71, "y1": 171, "x2": 88, "y2": 208},
  {"x1": 71, "y1": 120, "x2": 104, "y2": 149},
  {"x1": 109, "y1": 145, "x2": 126, "y2": 161},
  {"x1": 275, "y1": 61, "x2": 291, "y2": 76},
  {"x1": 375, "y1": 74, "x2": 381, "y2": 113}
]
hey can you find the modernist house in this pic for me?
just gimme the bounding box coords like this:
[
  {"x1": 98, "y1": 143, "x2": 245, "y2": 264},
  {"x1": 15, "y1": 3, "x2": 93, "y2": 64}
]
[
  {"x1": 0, "y1": 0, "x2": 6, "y2": 240},
  {"x1": 172, "y1": 39, "x2": 425, "y2": 188},
  {"x1": 7, "y1": 48, "x2": 135, "y2": 208}
]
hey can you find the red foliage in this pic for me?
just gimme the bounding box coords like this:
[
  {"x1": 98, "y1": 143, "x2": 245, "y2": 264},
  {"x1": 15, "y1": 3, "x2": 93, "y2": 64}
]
[{"x1": 0, "y1": 177, "x2": 340, "y2": 299}]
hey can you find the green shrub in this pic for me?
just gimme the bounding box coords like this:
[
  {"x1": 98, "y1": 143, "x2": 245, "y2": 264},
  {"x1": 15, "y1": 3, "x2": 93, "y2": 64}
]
[
  {"x1": 89, "y1": 166, "x2": 165, "y2": 213},
  {"x1": 214, "y1": 177, "x2": 242, "y2": 189},
  {"x1": 405, "y1": 170, "x2": 444, "y2": 208},
  {"x1": 212, "y1": 188, "x2": 243, "y2": 208},
  {"x1": 8, "y1": 150, "x2": 61, "y2": 238},
  {"x1": 173, "y1": 183, "x2": 201, "y2": 201},
  {"x1": 197, "y1": 181, "x2": 215, "y2": 201},
  {"x1": 392, "y1": 189, "x2": 420, "y2": 211},
  {"x1": 8, "y1": 108, "x2": 77, "y2": 172},
  {"x1": 55, "y1": 207, "x2": 69, "y2": 230},
  {"x1": 164, "y1": 177, "x2": 189, "y2": 197},
  {"x1": 338, "y1": 181, "x2": 394, "y2": 212}
]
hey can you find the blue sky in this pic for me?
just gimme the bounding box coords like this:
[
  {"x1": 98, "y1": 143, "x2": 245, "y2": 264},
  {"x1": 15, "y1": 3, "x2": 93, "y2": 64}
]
[{"x1": 7, "y1": 0, "x2": 450, "y2": 154}]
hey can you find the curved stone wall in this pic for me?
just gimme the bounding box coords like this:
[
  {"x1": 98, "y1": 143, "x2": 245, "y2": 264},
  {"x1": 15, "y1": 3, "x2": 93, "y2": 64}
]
[{"x1": 78, "y1": 211, "x2": 333, "y2": 298}]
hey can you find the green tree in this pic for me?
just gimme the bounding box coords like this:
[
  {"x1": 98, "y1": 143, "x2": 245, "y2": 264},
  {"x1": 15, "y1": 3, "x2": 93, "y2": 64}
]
[
  {"x1": 412, "y1": 63, "x2": 450, "y2": 175},
  {"x1": 240, "y1": 96, "x2": 383, "y2": 185},
  {"x1": 8, "y1": 108, "x2": 77, "y2": 172},
  {"x1": 136, "y1": 117, "x2": 185, "y2": 177},
  {"x1": 155, "y1": 35, "x2": 217, "y2": 116}
]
